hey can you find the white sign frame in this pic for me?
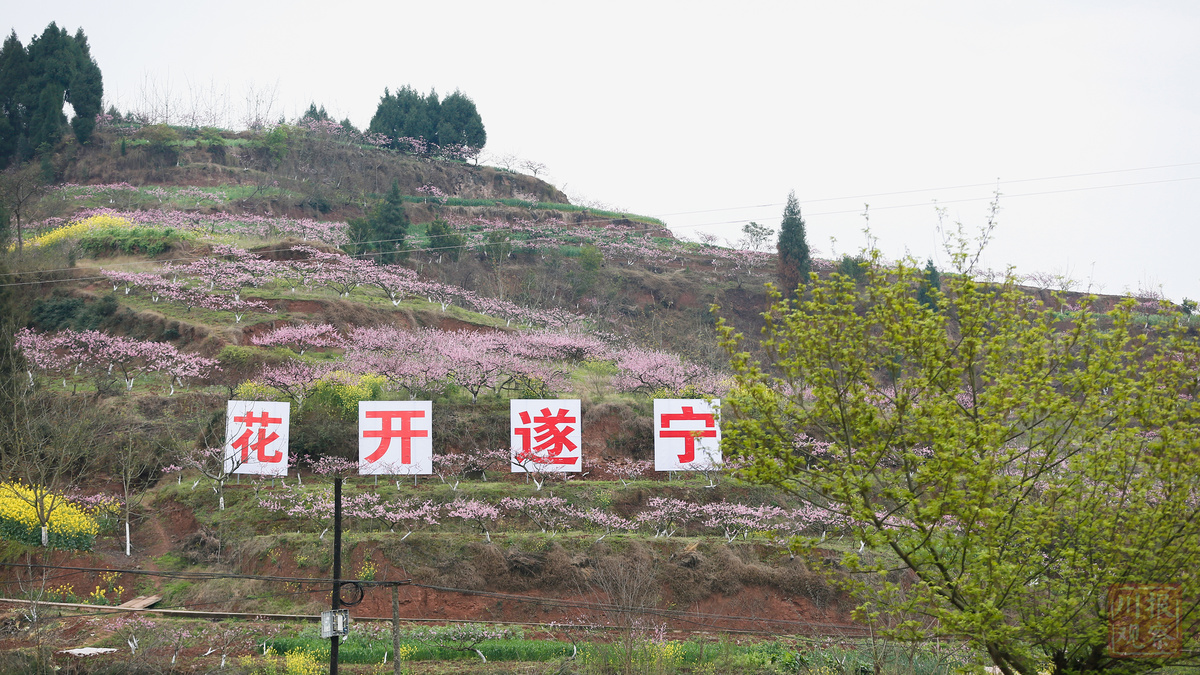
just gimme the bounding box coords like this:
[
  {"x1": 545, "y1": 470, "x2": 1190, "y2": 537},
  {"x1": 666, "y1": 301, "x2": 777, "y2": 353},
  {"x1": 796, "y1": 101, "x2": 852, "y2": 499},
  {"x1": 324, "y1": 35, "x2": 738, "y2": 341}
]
[
  {"x1": 654, "y1": 398, "x2": 721, "y2": 472},
  {"x1": 358, "y1": 400, "x2": 433, "y2": 475},
  {"x1": 225, "y1": 400, "x2": 290, "y2": 476},
  {"x1": 510, "y1": 399, "x2": 582, "y2": 473}
]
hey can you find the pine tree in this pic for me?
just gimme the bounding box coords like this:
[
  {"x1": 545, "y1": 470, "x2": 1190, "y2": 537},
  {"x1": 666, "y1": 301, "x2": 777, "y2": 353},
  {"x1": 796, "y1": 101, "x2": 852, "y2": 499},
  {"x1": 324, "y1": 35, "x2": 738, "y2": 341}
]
[
  {"x1": 776, "y1": 191, "x2": 811, "y2": 294},
  {"x1": 371, "y1": 181, "x2": 409, "y2": 264},
  {"x1": 0, "y1": 23, "x2": 104, "y2": 167},
  {"x1": 917, "y1": 258, "x2": 942, "y2": 310}
]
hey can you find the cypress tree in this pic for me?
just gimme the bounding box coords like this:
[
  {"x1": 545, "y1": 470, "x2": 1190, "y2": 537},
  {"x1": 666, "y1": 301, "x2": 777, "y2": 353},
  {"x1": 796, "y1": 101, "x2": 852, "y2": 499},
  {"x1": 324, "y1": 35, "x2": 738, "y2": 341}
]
[
  {"x1": 917, "y1": 258, "x2": 942, "y2": 310},
  {"x1": 371, "y1": 181, "x2": 409, "y2": 264},
  {"x1": 776, "y1": 191, "x2": 811, "y2": 295},
  {"x1": 0, "y1": 23, "x2": 104, "y2": 167}
]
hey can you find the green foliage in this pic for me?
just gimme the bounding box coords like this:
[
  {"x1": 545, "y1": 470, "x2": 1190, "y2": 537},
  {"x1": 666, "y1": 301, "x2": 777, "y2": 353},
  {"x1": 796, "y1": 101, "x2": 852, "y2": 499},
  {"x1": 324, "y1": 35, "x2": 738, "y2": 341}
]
[
  {"x1": 307, "y1": 372, "x2": 387, "y2": 421},
  {"x1": 835, "y1": 254, "x2": 867, "y2": 283},
  {"x1": 76, "y1": 226, "x2": 192, "y2": 257},
  {"x1": 0, "y1": 23, "x2": 103, "y2": 166},
  {"x1": 29, "y1": 292, "x2": 117, "y2": 331},
  {"x1": 0, "y1": 200, "x2": 9, "y2": 248},
  {"x1": 917, "y1": 258, "x2": 941, "y2": 310},
  {"x1": 483, "y1": 230, "x2": 512, "y2": 266},
  {"x1": 425, "y1": 217, "x2": 464, "y2": 261},
  {"x1": 739, "y1": 220, "x2": 773, "y2": 252},
  {"x1": 719, "y1": 244, "x2": 1200, "y2": 674},
  {"x1": 251, "y1": 124, "x2": 291, "y2": 167},
  {"x1": 580, "y1": 244, "x2": 604, "y2": 272},
  {"x1": 300, "y1": 102, "x2": 330, "y2": 123},
  {"x1": 196, "y1": 126, "x2": 226, "y2": 161},
  {"x1": 775, "y1": 191, "x2": 810, "y2": 295},
  {"x1": 344, "y1": 180, "x2": 409, "y2": 263},
  {"x1": 368, "y1": 85, "x2": 486, "y2": 150}
]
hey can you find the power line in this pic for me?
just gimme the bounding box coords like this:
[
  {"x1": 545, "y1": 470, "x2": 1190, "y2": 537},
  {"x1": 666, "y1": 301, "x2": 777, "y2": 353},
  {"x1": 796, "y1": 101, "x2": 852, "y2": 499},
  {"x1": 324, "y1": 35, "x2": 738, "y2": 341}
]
[
  {"x1": 0, "y1": 170, "x2": 1196, "y2": 290},
  {"x1": 0, "y1": 561, "x2": 869, "y2": 636},
  {"x1": 651, "y1": 159, "x2": 1200, "y2": 218}
]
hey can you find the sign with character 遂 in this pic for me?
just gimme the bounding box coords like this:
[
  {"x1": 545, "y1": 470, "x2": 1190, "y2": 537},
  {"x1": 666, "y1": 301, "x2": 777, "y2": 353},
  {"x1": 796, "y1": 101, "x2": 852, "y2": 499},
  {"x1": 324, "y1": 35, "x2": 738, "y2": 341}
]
[
  {"x1": 654, "y1": 399, "x2": 721, "y2": 472},
  {"x1": 510, "y1": 399, "x2": 582, "y2": 473},
  {"x1": 358, "y1": 401, "x2": 433, "y2": 475},
  {"x1": 224, "y1": 400, "x2": 290, "y2": 476}
]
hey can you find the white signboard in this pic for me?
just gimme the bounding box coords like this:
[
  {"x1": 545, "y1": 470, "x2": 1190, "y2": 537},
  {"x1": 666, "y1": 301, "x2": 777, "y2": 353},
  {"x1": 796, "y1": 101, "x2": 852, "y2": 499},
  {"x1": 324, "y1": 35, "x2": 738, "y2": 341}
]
[
  {"x1": 510, "y1": 399, "x2": 582, "y2": 473},
  {"x1": 654, "y1": 399, "x2": 721, "y2": 472},
  {"x1": 225, "y1": 400, "x2": 290, "y2": 476},
  {"x1": 358, "y1": 400, "x2": 433, "y2": 475}
]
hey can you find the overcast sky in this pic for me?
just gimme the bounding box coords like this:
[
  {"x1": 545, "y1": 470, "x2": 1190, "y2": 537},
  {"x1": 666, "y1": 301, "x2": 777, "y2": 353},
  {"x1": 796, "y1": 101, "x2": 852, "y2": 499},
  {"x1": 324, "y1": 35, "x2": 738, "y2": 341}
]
[{"x1": 11, "y1": 1, "x2": 1200, "y2": 300}]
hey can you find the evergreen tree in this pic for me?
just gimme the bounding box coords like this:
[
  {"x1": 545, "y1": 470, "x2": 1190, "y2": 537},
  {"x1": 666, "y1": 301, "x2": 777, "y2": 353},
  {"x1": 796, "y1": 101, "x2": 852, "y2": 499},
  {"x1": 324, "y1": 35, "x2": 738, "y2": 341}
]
[
  {"x1": 425, "y1": 218, "x2": 464, "y2": 262},
  {"x1": 439, "y1": 90, "x2": 486, "y2": 147},
  {"x1": 371, "y1": 180, "x2": 409, "y2": 264},
  {"x1": 65, "y1": 27, "x2": 102, "y2": 145},
  {"x1": 917, "y1": 258, "x2": 942, "y2": 310},
  {"x1": 0, "y1": 23, "x2": 104, "y2": 167},
  {"x1": 776, "y1": 191, "x2": 811, "y2": 294},
  {"x1": 0, "y1": 31, "x2": 29, "y2": 165},
  {"x1": 367, "y1": 85, "x2": 485, "y2": 151},
  {"x1": 301, "y1": 102, "x2": 331, "y2": 123}
]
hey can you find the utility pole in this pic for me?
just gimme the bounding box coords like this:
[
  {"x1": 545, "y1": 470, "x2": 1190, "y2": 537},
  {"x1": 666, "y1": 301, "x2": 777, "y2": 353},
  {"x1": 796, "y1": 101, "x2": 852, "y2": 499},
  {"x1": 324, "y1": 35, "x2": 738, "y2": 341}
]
[{"x1": 330, "y1": 475, "x2": 342, "y2": 675}]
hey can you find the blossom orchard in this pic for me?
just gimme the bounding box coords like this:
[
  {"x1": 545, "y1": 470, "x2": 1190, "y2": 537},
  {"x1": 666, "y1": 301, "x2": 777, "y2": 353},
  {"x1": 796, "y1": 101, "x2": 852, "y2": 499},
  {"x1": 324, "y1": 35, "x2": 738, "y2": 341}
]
[{"x1": 15, "y1": 328, "x2": 218, "y2": 394}]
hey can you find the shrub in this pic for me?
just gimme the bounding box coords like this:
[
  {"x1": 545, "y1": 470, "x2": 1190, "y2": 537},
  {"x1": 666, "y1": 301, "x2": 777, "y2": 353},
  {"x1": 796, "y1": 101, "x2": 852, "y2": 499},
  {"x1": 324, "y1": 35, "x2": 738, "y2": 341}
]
[
  {"x1": 77, "y1": 226, "x2": 193, "y2": 257},
  {"x1": 23, "y1": 214, "x2": 135, "y2": 250}
]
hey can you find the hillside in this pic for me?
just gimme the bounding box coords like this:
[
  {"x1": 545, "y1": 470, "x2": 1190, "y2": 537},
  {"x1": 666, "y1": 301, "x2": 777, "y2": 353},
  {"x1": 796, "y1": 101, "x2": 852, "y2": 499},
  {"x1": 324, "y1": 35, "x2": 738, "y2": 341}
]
[
  {"x1": 2, "y1": 125, "x2": 1191, "y2": 674},
  {"x1": 0, "y1": 126, "x2": 884, "y2": 674}
]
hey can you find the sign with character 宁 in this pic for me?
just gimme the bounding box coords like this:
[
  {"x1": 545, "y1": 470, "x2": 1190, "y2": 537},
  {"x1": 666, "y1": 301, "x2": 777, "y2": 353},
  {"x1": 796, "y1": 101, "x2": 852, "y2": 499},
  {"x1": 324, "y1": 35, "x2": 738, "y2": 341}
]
[
  {"x1": 510, "y1": 399, "x2": 582, "y2": 473},
  {"x1": 224, "y1": 400, "x2": 290, "y2": 476},
  {"x1": 358, "y1": 401, "x2": 433, "y2": 475},
  {"x1": 654, "y1": 399, "x2": 721, "y2": 472}
]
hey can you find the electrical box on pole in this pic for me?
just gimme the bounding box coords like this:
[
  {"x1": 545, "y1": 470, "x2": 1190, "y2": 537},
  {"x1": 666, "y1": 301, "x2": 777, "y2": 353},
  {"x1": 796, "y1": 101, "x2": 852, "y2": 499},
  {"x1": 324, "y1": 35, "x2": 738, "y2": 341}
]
[{"x1": 321, "y1": 609, "x2": 350, "y2": 639}]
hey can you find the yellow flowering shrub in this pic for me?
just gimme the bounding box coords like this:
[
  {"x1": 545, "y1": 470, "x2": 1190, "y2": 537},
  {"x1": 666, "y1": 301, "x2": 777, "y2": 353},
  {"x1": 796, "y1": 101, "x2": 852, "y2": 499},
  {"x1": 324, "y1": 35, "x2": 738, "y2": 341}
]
[
  {"x1": 310, "y1": 371, "x2": 387, "y2": 419},
  {"x1": 0, "y1": 483, "x2": 99, "y2": 550},
  {"x1": 284, "y1": 648, "x2": 324, "y2": 675},
  {"x1": 234, "y1": 380, "x2": 284, "y2": 401},
  {"x1": 356, "y1": 559, "x2": 378, "y2": 581},
  {"x1": 25, "y1": 214, "x2": 137, "y2": 249}
]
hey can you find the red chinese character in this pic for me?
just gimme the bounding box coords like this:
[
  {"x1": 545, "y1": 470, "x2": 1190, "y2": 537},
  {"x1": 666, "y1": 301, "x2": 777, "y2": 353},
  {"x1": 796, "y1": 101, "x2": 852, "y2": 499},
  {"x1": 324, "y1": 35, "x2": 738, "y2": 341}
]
[
  {"x1": 659, "y1": 406, "x2": 716, "y2": 463},
  {"x1": 232, "y1": 410, "x2": 283, "y2": 463},
  {"x1": 363, "y1": 409, "x2": 428, "y2": 464},
  {"x1": 515, "y1": 408, "x2": 578, "y2": 465}
]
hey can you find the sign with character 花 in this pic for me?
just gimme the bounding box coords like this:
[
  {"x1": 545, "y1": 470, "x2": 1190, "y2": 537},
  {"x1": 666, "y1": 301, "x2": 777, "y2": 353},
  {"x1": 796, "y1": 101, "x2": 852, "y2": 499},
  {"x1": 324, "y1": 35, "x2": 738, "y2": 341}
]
[{"x1": 224, "y1": 400, "x2": 290, "y2": 476}]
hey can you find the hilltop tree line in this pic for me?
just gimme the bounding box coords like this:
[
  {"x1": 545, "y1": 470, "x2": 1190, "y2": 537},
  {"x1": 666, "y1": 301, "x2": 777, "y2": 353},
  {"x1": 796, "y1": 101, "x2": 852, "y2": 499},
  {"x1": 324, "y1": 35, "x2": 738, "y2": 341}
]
[
  {"x1": 367, "y1": 86, "x2": 486, "y2": 151},
  {"x1": 0, "y1": 22, "x2": 103, "y2": 168}
]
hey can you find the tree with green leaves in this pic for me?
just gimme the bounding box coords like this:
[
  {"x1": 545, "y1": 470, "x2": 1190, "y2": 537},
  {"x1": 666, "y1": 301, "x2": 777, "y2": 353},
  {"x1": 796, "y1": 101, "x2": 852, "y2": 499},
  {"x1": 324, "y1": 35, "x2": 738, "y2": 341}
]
[
  {"x1": 718, "y1": 241, "x2": 1200, "y2": 674},
  {"x1": 301, "y1": 102, "x2": 331, "y2": 123},
  {"x1": 367, "y1": 85, "x2": 485, "y2": 151},
  {"x1": 775, "y1": 191, "x2": 810, "y2": 294},
  {"x1": 0, "y1": 23, "x2": 103, "y2": 167},
  {"x1": 372, "y1": 180, "x2": 409, "y2": 264},
  {"x1": 345, "y1": 181, "x2": 409, "y2": 263},
  {"x1": 739, "y1": 220, "x2": 773, "y2": 252},
  {"x1": 425, "y1": 218, "x2": 464, "y2": 262},
  {"x1": 917, "y1": 257, "x2": 941, "y2": 310}
]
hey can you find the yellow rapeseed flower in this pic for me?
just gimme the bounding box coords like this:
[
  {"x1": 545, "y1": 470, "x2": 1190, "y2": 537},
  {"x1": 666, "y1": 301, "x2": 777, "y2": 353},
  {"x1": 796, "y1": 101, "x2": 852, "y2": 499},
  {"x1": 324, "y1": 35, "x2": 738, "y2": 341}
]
[
  {"x1": 0, "y1": 482, "x2": 99, "y2": 549},
  {"x1": 24, "y1": 214, "x2": 136, "y2": 250}
]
